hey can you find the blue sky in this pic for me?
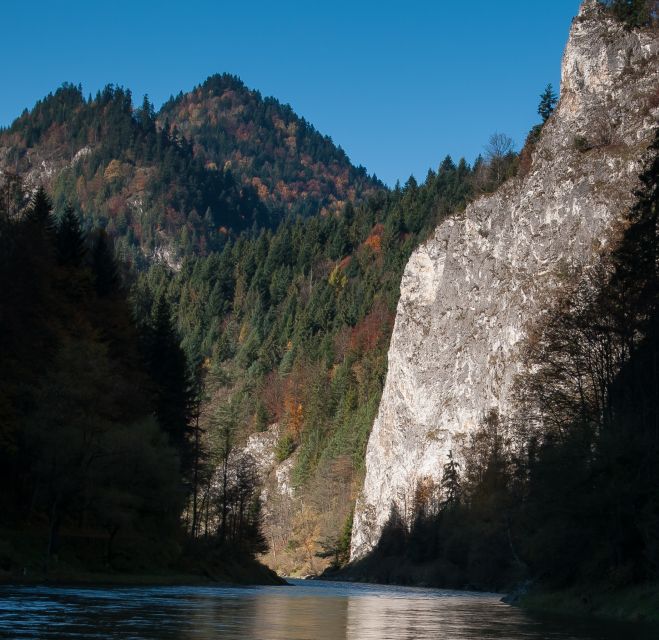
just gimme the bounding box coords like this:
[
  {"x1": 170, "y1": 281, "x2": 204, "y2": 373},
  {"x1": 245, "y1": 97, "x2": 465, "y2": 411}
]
[{"x1": 2, "y1": 0, "x2": 580, "y2": 186}]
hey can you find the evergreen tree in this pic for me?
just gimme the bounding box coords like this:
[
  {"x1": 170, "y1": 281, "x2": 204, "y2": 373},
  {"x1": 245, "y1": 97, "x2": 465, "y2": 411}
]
[
  {"x1": 91, "y1": 230, "x2": 119, "y2": 296},
  {"x1": 137, "y1": 94, "x2": 156, "y2": 131},
  {"x1": 25, "y1": 186, "x2": 55, "y2": 232},
  {"x1": 538, "y1": 83, "x2": 558, "y2": 124},
  {"x1": 146, "y1": 295, "x2": 193, "y2": 472},
  {"x1": 441, "y1": 450, "x2": 461, "y2": 507},
  {"x1": 56, "y1": 205, "x2": 86, "y2": 266}
]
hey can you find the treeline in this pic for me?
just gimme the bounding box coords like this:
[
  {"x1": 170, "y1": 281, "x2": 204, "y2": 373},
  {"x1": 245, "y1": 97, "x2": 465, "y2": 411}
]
[
  {"x1": 349, "y1": 135, "x2": 659, "y2": 592},
  {"x1": 0, "y1": 182, "x2": 267, "y2": 575}
]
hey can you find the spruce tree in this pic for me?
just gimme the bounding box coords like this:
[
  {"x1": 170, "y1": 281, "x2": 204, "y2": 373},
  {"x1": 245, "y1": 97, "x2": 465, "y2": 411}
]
[
  {"x1": 441, "y1": 450, "x2": 461, "y2": 507},
  {"x1": 538, "y1": 83, "x2": 558, "y2": 123},
  {"x1": 91, "y1": 231, "x2": 119, "y2": 296},
  {"x1": 56, "y1": 205, "x2": 86, "y2": 266},
  {"x1": 25, "y1": 186, "x2": 55, "y2": 232},
  {"x1": 147, "y1": 295, "x2": 193, "y2": 472}
]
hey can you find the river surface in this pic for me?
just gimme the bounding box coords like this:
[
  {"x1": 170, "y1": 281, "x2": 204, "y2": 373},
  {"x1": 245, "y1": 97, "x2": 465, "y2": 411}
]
[{"x1": 0, "y1": 579, "x2": 656, "y2": 639}]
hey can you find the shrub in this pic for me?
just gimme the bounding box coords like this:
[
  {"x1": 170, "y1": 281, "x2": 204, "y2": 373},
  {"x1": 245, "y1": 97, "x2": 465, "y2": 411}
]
[
  {"x1": 275, "y1": 432, "x2": 296, "y2": 462},
  {"x1": 573, "y1": 135, "x2": 591, "y2": 152},
  {"x1": 598, "y1": 0, "x2": 658, "y2": 28}
]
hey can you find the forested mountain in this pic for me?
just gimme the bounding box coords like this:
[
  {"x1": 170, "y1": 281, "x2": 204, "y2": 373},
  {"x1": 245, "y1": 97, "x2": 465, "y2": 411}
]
[
  {"x1": 134, "y1": 157, "x2": 480, "y2": 573},
  {"x1": 0, "y1": 76, "x2": 379, "y2": 268},
  {"x1": 0, "y1": 73, "x2": 495, "y2": 575},
  {"x1": 0, "y1": 63, "x2": 523, "y2": 575},
  {"x1": 160, "y1": 74, "x2": 382, "y2": 217},
  {"x1": 3, "y1": 2, "x2": 659, "y2": 631},
  {"x1": 0, "y1": 84, "x2": 269, "y2": 265}
]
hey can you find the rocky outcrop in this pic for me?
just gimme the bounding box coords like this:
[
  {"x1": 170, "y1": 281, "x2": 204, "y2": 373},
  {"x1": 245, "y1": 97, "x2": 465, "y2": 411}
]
[
  {"x1": 351, "y1": 0, "x2": 659, "y2": 559},
  {"x1": 244, "y1": 423, "x2": 296, "y2": 503}
]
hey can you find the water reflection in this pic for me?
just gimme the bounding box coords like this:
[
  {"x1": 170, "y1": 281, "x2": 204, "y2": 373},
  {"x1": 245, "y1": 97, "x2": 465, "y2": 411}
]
[{"x1": 0, "y1": 579, "x2": 656, "y2": 639}]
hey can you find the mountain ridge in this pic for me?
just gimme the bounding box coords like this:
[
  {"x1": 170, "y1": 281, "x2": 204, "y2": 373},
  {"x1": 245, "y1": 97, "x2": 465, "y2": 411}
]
[{"x1": 0, "y1": 75, "x2": 382, "y2": 267}]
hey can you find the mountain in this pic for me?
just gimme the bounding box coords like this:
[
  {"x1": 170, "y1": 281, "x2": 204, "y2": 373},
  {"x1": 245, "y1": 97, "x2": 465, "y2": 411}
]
[
  {"x1": 159, "y1": 74, "x2": 382, "y2": 217},
  {"x1": 0, "y1": 76, "x2": 380, "y2": 267},
  {"x1": 3, "y1": 0, "x2": 656, "y2": 589},
  {"x1": 0, "y1": 69, "x2": 485, "y2": 575},
  {"x1": 351, "y1": 0, "x2": 659, "y2": 562},
  {"x1": 133, "y1": 156, "x2": 477, "y2": 575}
]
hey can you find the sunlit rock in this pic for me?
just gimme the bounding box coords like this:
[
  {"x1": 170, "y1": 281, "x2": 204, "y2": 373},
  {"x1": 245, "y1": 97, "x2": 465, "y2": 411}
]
[{"x1": 351, "y1": 0, "x2": 659, "y2": 559}]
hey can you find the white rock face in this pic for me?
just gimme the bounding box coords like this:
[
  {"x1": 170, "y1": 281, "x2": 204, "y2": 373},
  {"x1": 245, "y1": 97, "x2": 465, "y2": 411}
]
[
  {"x1": 244, "y1": 423, "x2": 296, "y2": 502},
  {"x1": 351, "y1": 0, "x2": 659, "y2": 560}
]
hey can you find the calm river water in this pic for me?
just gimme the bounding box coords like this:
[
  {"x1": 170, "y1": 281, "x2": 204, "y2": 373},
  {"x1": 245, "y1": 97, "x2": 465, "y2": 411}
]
[{"x1": 0, "y1": 579, "x2": 656, "y2": 639}]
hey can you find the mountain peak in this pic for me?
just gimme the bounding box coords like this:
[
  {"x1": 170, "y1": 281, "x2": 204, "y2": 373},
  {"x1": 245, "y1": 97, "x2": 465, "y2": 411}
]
[
  {"x1": 160, "y1": 73, "x2": 381, "y2": 217},
  {"x1": 0, "y1": 75, "x2": 382, "y2": 264}
]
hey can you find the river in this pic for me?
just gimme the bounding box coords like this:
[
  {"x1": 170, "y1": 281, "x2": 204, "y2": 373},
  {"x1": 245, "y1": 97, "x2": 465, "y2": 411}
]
[{"x1": 0, "y1": 579, "x2": 656, "y2": 639}]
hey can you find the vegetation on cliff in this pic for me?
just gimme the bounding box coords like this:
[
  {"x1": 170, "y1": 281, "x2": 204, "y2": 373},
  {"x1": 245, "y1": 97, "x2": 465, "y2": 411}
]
[
  {"x1": 342, "y1": 133, "x2": 659, "y2": 603},
  {"x1": 135, "y1": 156, "x2": 480, "y2": 572}
]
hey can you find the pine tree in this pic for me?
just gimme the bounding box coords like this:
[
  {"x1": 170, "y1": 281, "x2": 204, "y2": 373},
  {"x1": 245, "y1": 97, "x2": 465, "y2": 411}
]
[
  {"x1": 25, "y1": 186, "x2": 55, "y2": 232},
  {"x1": 91, "y1": 231, "x2": 119, "y2": 296},
  {"x1": 56, "y1": 205, "x2": 86, "y2": 266},
  {"x1": 538, "y1": 83, "x2": 558, "y2": 124},
  {"x1": 441, "y1": 449, "x2": 461, "y2": 507},
  {"x1": 147, "y1": 295, "x2": 193, "y2": 472}
]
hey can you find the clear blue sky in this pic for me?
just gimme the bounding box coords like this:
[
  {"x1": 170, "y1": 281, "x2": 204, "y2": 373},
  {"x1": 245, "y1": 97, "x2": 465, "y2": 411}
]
[{"x1": 2, "y1": 0, "x2": 581, "y2": 186}]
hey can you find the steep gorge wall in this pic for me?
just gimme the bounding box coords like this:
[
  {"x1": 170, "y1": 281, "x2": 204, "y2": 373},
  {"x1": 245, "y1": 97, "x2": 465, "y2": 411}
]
[{"x1": 351, "y1": 0, "x2": 659, "y2": 559}]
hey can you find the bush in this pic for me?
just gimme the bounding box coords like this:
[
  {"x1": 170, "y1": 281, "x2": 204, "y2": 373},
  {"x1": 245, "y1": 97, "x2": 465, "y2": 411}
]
[
  {"x1": 573, "y1": 135, "x2": 591, "y2": 152},
  {"x1": 275, "y1": 432, "x2": 296, "y2": 462},
  {"x1": 598, "y1": 0, "x2": 658, "y2": 28}
]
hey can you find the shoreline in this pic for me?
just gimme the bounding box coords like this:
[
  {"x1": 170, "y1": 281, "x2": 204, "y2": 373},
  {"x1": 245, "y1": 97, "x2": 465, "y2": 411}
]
[
  {"x1": 518, "y1": 583, "x2": 659, "y2": 624},
  {"x1": 321, "y1": 566, "x2": 659, "y2": 625},
  {"x1": 0, "y1": 562, "x2": 288, "y2": 588}
]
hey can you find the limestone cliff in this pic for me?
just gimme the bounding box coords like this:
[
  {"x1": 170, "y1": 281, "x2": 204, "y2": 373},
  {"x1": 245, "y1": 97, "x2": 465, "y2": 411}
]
[{"x1": 351, "y1": 0, "x2": 659, "y2": 559}]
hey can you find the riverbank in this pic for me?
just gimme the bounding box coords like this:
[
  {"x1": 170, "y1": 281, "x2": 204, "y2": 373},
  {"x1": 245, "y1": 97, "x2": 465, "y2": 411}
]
[
  {"x1": 519, "y1": 583, "x2": 659, "y2": 624},
  {"x1": 0, "y1": 556, "x2": 286, "y2": 587},
  {"x1": 321, "y1": 554, "x2": 516, "y2": 592},
  {"x1": 0, "y1": 527, "x2": 286, "y2": 587},
  {"x1": 323, "y1": 560, "x2": 659, "y2": 625}
]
